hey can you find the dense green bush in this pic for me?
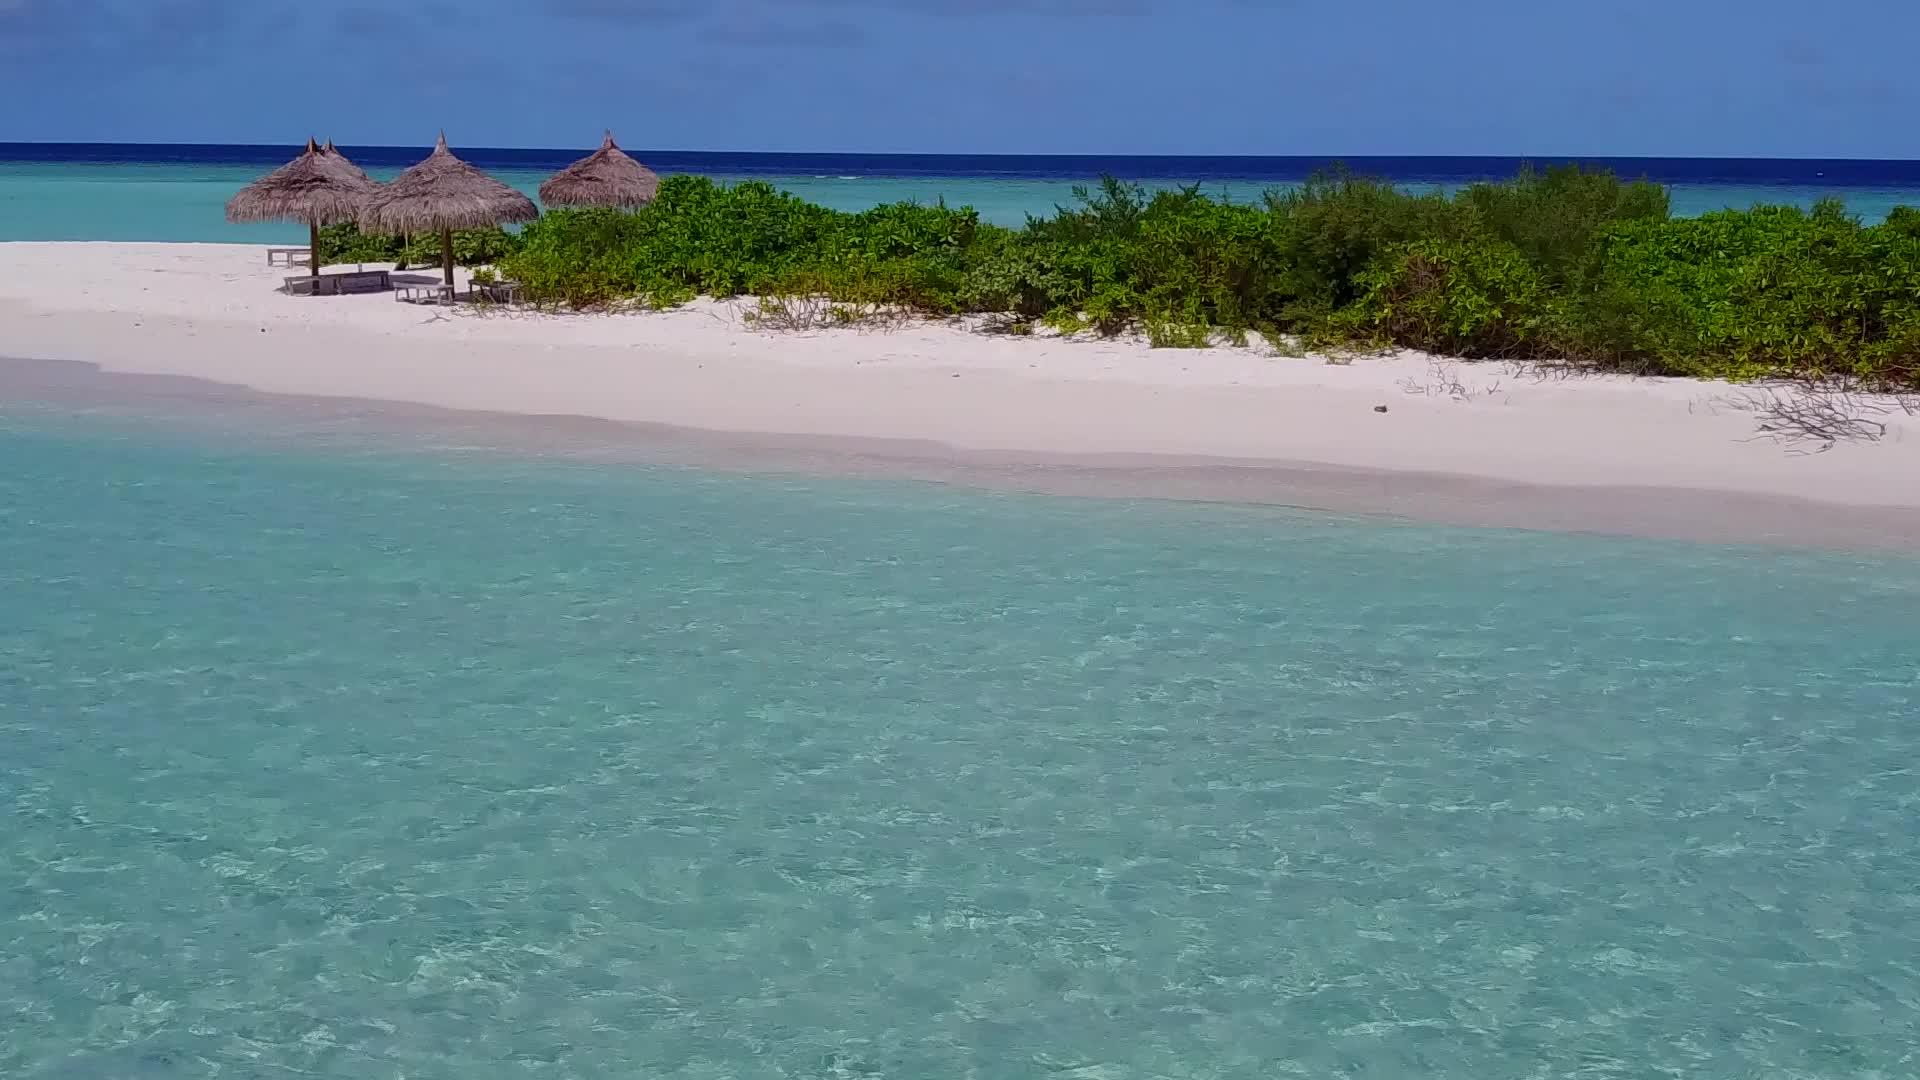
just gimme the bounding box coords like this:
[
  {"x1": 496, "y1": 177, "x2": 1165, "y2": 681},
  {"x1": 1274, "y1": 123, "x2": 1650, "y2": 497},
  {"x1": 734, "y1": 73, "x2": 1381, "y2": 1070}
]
[
  {"x1": 410, "y1": 226, "x2": 520, "y2": 268},
  {"x1": 501, "y1": 176, "x2": 984, "y2": 309},
  {"x1": 1347, "y1": 238, "x2": 1552, "y2": 357},
  {"x1": 1552, "y1": 202, "x2": 1920, "y2": 382},
  {"x1": 1455, "y1": 164, "x2": 1669, "y2": 283},
  {"x1": 481, "y1": 167, "x2": 1920, "y2": 389},
  {"x1": 1259, "y1": 170, "x2": 1466, "y2": 324},
  {"x1": 315, "y1": 222, "x2": 403, "y2": 265},
  {"x1": 314, "y1": 223, "x2": 521, "y2": 270}
]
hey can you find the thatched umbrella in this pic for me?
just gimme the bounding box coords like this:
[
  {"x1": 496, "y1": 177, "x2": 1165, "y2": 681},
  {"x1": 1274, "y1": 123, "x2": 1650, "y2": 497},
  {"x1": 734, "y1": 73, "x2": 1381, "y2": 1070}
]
[
  {"x1": 324, "y1": 140, "x2": 412, "y2": 268},
  {"x1": 323, "y1": 139, "x2": 375, "y2": 183},
  {"x1": 226, "y1": 137, "x2": 379, "y2": 280},
  {"x1": 539, "y1": 131, "x2": 660, "y2": 210},
  {"x1": 359, "y1": 132, "x2": 539, "y2": 286}
]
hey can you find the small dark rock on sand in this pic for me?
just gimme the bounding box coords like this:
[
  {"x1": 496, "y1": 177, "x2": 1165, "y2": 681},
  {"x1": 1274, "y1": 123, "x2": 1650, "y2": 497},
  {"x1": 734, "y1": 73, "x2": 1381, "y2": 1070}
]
[{"x1": 1374, "y1": 405, "x2": 1389, "y2": 413}]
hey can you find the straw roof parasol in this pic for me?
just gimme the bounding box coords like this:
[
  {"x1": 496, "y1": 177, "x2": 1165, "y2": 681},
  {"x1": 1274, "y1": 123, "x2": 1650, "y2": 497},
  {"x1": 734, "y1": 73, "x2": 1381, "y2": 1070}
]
[
  {"x1": 323, "y1": 139, "x2": 376, "y2": 184},
  {"x1": 539, "y1": 131, "x2": 661, "y2": 210},
  {"x1": 359, "y1": 133, "x2": 539, "y2": 286},
  {"x1": 226, "y1": 138, "x2": 380, "y2": 277}
]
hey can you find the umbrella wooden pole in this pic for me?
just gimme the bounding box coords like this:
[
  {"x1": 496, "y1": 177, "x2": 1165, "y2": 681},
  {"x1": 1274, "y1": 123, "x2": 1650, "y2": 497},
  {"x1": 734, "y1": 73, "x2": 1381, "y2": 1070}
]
[
  {"x1": 441, "y1": 228, "x2": 454, "y2": 287},
  {"x1": 309, "y1": 221, "x2": 321, "y2": 279}
]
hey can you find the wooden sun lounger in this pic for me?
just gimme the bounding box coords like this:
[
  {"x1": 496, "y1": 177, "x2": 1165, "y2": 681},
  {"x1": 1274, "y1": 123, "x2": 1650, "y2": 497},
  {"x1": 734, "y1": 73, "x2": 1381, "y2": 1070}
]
[
  {"x1": 266, "y1": 246, "x2": 312, "y2": 268},
  {"x1": 471, "y1": 280, "x2": 525, "y2": 305},
  {"x1": 394, "y1": 282, "x2": 455, "y2": 305},
  {"x1": 282, "y1": 269, "x2": 391, "y2": 297}
]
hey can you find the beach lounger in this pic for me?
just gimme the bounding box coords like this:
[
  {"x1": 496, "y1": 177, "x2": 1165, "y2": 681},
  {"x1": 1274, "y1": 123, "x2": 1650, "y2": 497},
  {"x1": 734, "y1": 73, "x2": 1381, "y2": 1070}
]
[
  {"x1": 282, "y1": 269, "x2": 391, "y2": 296},
  {"x1": 266, "y1": 246, "x2": 312, "y2": 267},
  {"x1": 394, "y1": 282, "x2": 455, "y2": 305},
  {"x1": 471, "y1": 280, "x2": 524, "y2": 305}
]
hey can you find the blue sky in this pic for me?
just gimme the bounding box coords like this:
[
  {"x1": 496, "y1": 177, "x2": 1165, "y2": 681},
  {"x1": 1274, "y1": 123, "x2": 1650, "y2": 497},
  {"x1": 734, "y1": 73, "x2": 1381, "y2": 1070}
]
[{"x1": 0, "y1": 0, "x2": 1914, "y2": 155}]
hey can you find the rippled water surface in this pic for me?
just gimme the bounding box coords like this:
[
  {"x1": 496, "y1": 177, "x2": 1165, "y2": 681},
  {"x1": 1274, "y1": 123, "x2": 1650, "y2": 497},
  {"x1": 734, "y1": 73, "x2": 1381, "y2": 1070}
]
[{"x1": 3, "y1": 413, "x2": 1918, "y2": 1078}]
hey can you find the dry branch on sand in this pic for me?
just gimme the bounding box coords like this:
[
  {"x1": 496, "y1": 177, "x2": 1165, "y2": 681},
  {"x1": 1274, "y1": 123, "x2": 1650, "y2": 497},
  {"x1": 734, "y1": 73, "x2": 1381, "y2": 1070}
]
[
  {"x1": 1720, "y1": 380, "x2": 1919, "y2": 452},
  {"x1": 741, "y1": 293, "x2": 919, "y2": 333}
]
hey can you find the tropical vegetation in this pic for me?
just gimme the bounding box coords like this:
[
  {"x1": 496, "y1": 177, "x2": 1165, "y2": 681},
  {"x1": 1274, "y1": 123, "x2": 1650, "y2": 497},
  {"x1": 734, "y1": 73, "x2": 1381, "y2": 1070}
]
[
  {"x1": 315, "y1": 222, "x2": 519, "y2": 271},
  {"x1": 318, "y1": 166, "x2": 1920, "y2": 389}
]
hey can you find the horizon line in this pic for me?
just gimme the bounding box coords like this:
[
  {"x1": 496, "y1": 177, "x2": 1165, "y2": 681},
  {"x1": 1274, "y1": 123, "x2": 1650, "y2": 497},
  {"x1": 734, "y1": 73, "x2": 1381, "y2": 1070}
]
[{"x1": 2, "y1": 141, "x2": 1919, "y2": 164}]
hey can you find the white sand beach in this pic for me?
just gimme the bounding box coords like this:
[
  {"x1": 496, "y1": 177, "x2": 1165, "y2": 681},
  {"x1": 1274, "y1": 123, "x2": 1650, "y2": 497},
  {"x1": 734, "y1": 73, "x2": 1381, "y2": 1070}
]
[{"x1": 4, "y1": 242, "x2": 1918, "y2": 547}]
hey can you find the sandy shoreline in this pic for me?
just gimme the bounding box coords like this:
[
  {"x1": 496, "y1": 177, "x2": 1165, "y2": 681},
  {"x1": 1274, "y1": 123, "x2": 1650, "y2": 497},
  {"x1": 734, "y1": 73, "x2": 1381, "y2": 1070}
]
[{"x1": 4, "y1": 241, "x2": 1919, "y2": 548}]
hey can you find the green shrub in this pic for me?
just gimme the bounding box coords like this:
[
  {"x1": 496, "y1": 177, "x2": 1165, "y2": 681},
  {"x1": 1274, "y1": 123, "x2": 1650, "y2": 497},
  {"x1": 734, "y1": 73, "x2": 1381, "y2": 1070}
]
[
  {"x1": 959, "y1": 237, "x2": 1073, "y2": 320},
  {"x1": 501, "y1": 206, "x2": 657, "y2": 307},
  {"x1": 1352, "y1": 238, "x2": 1552, "y2": 357},
  {"x1": 1554, "y1": 202, "x2": 1919, "y2": 382},
  {"x1": 1260, "y1": 170, "x2": 1467, "y2": 326},
  {"x1": 481, "y1": 169, "x2": 1920, "y2": 389},
  {"x1": 314, "y1": 222, "x2": 404, "y2": 265},
  {"x1": 402, "y1": 226, "x2": 521, "y2": 268},
  {"x1": 1456, "y1": 164, "x2": 1669, "y2": 284},
  {"x1": 1145, "y1": 308, "x2": 1214, "y2": 349},
  {"x1": 315, "y1": 222, "x2": 521, "y2": 269}
]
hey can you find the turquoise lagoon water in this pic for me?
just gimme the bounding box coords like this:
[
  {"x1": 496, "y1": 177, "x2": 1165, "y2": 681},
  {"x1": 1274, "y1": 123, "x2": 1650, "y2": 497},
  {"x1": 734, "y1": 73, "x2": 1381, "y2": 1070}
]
[
  {"x1": 4, "y1": 408, "x2": 1919, "y2": 1077},
  {"x1": 2, "y1": 161, "x2": 1916, "y2": 242}
]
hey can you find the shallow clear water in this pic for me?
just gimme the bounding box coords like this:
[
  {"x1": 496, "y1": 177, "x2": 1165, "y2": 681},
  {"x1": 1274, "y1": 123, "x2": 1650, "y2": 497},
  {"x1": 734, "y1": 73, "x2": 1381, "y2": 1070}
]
[
  {"x1": 1, "y1": 161, "x2": 1913, "y2": 241},
  {"x1": 3, "y1": 411, "x2": 1918, "y2": 1078}
]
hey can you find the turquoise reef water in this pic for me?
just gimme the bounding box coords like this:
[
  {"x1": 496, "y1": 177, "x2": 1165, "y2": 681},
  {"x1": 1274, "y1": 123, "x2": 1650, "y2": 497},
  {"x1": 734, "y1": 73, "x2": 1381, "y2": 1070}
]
[
  {"x1": 3, "y1": 409, "x2": 1918, "y2": 1077},
  {"x1": 2, "y1": 160, "x2": 1916, "y2": 242}
]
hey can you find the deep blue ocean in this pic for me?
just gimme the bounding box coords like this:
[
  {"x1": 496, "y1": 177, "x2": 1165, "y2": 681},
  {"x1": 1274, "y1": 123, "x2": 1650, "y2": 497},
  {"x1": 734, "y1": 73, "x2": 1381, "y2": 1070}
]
[
  {"x1": 15, "y1": 142, "x2": 1920, "y2": 184},
  {"x1": 4, "y1": 143, "x2": 1920, "y2": 241}
]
